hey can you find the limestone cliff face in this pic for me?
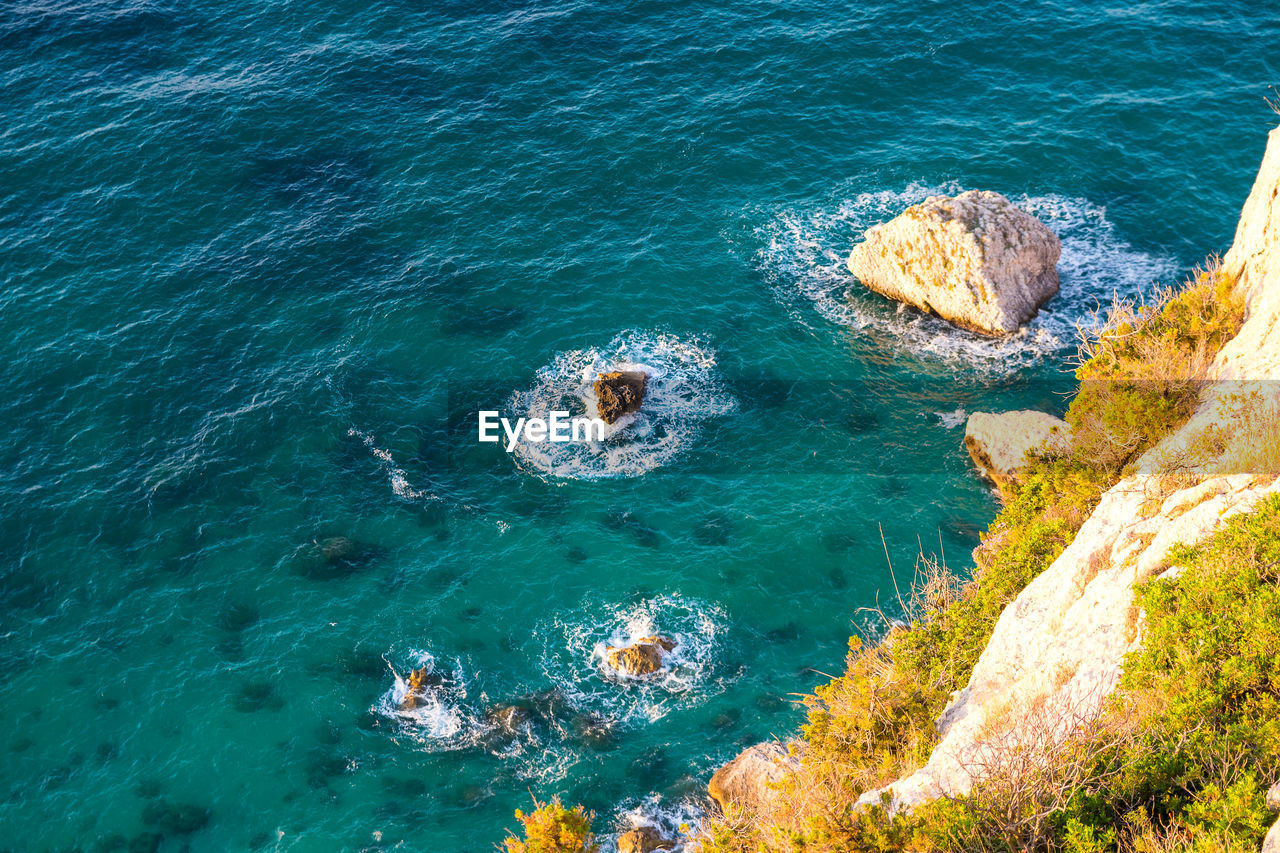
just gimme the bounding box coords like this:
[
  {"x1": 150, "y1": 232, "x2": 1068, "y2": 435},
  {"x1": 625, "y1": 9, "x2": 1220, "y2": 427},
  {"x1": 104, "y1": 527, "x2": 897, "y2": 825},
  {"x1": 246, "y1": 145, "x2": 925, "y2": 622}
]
[
  {"x1": 1216, "y1": 124, "x2": 1280, "y2": 381},
  {"x1": 862, "y1": 122, "x2": 1280, "y2": 812}
]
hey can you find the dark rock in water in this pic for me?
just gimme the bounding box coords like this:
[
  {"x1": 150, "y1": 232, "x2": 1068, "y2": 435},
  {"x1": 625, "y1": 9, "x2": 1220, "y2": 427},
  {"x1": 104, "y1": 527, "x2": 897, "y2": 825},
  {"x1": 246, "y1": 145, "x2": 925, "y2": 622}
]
[
  {"x1": 483, "y1": 704, "x2": 533, "y2": 739},
  {"x1": 570, "y1": 712, "x2": 618, "y2": 751},
  {"x1": 594, "y1": 370, "x2": 647, "y2": 425},
  {"x1": 665, "y1": 773, "x2": 708, "y2": 800},
  {"x1": 455, "y1": 784, "x2": 492, "y2": 808},
  {"x1": 523, "y1": 688, "x2": 571, "y2": 725},
  {"x1": 232, "y1": 681, "x2": 284, "y2": 713},
  {"x1": 617, "y1": 825, "x2": 677, "y2": 853},
  {"x1": 627, "y1": 745, "x2": 671, "y2": 785},
  {"x1": 216, "y1": 600, "x2": 260, "y2": 633},
  {"x1": 765, "y1": 621, "x2": 802, "y2": 642},
  {"x1": 141, "y1": 799, "x2": 211, "y2": 835},
  {"x1": 605, "y1": 636, "x2": 676, "y2": 676},
  {"x1": 299, "y1": 536, "x2": 385, "y2": 580},
  {"x1": 711, "y1": 708, "x2": 741, "y2": 730},
  {"x1": 601, "y1": 509, "x2": 661, "y2": 548},
  {"x1": 333, "y1": 646, "x2": 386, "y2": 681},
  {"x1": 755, "y1": 693, "x2": 786, "y2": 712},
  {"x1": 693, "y1": 512, "x2": 733, "y2": 546}
]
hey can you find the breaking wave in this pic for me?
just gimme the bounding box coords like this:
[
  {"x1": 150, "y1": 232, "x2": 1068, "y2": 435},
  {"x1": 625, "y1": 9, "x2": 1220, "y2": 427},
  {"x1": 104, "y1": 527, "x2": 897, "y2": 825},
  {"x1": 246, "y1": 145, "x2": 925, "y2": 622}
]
[
  {"x1": 754, "y1": 183, "x2": 1180, "y2": 373},
  {"x1": 373, "y1": 649, "x2": 477, "y2": 750},
  {"x1": 535, "y1": 594, "x2": 732, "y2": 726},
  {"x1": 506, "y1": 331, "x2": 736, "y2": 480}
]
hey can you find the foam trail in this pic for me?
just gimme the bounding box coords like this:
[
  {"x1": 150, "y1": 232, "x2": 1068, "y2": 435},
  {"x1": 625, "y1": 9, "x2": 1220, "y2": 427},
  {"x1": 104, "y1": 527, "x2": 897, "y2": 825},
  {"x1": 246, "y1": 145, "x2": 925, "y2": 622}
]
[{"x1": 348, "y1": 427, "x2": 439, "y2": 501}]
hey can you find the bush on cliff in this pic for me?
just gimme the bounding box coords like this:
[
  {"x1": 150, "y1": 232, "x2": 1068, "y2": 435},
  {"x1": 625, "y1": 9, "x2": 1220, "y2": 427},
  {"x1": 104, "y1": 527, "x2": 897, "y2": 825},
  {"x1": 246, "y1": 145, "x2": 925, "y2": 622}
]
[{"x1": 503, "y1": 798, "x2": 598, "y2": 853}]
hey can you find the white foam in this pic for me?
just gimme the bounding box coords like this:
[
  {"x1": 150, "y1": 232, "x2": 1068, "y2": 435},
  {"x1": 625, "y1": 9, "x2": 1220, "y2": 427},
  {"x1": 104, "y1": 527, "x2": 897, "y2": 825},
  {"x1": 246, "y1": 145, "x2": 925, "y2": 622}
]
[
  {"x1": 535, "y1": 594, "x2": 731, "y2": 726},
  {"x1": 753, "y1": 184, "x2": 1179, "y2": 374},
  {"x1": 373, "y1": 650, "x2": 477, "y2": 750},
  {"x1": 604, "y1": 793, "x2": 705, "y2": 852},
  {"x1": 507, "y1": 331, "x2": 736, "y2": 480},
  {"x1": 936, "y1": 407, "x2": 967, "y2": 429}
]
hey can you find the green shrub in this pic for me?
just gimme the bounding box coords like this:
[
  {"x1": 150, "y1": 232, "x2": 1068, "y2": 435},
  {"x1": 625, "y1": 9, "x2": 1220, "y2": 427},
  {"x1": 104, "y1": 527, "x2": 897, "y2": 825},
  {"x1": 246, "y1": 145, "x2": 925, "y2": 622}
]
[{"x1": 503, "y1": 798, "x2": 598, "y2": 853}]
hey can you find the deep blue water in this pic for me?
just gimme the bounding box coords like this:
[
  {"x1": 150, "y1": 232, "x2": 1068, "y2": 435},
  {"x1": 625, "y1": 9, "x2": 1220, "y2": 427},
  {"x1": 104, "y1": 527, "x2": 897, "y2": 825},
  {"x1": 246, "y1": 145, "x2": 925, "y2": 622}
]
[{"x1": 2, "y1": 1, "x2": 1277, "y2": 850}]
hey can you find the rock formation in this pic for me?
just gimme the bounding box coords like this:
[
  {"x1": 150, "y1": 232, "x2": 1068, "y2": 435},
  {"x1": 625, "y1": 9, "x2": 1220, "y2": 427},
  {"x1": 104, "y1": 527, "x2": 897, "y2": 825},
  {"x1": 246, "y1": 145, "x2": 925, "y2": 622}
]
[
  {"x1": 846, "y1": 190, "x2": 1060, "y2": 335},
  {"x1": 859, "y1": 124, "x2": 1280, "y2": 813},
  {"x1": 594, "y1": 370, "x2": 648, "y2": 424},
  {"x1": 616, "y1": 825, "x2": 677, "y2": 853},
  {"x1": 1265, "y1": 782, "x2": 1280, "y2": 853},
  {"x1": 964, "y1": 410, "x2": 1071, "y2": 491},
  {"x1": 398, "y1": 666, "x2": 443, "y2": 711},
  {"x1": 604, "y1": 635, "x2": 676, "y2": 677},
  {"x1": 708, "y1": 741, "x2": 799, "y2": 814},
  {"x1": 484, "y1": 704, "x2": 533, "y2": 738}
]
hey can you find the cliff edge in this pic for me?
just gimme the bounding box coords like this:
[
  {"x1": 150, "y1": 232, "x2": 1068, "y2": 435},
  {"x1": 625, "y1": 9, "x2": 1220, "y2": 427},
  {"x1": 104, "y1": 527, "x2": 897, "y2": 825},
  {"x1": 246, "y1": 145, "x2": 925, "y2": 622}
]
[{"x1": 860, "y1": 122, "x2": 1280, "y2": 813}]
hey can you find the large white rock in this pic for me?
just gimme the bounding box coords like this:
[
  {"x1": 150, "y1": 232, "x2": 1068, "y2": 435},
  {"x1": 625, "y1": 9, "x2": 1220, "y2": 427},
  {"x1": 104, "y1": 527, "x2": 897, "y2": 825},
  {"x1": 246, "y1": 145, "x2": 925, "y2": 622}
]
[
  {"x1": 1214, "y1": 124, "x2": 1280, "y2": 381},
  {"x1": 965, "y1": 410, "x2": 1071, "y2": 490},
  {"x1": 847, "y1": 190, "x2": 1061, "y2": 335}
]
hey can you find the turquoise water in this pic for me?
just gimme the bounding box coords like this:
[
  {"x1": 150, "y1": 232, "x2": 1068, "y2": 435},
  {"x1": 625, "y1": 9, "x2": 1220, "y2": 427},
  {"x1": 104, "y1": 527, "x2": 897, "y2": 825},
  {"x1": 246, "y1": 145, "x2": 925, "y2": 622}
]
[{"x1": 2, "y1": 1, "x2": 1277, "y2": 849}]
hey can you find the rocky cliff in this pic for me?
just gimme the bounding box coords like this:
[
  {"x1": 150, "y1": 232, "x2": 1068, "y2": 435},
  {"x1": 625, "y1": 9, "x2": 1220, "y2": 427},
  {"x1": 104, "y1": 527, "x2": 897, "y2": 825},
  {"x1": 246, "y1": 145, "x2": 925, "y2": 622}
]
[{"x1": 859, "y1": 122, "x2": 1280, "y2": 813}]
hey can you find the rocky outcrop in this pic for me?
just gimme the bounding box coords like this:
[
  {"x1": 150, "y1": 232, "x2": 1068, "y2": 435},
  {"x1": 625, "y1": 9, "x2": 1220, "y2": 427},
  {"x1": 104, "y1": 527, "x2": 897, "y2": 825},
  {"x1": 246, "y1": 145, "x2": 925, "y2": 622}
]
[
  {"x1": 846, "y1": 190, "x2": 1060, "y2": 335},
  {"x1": 605, "y1": 636, "x2": 676, "y2": 677},
  {"x1": 398, "y1": 666, "x2": 445, "y2": 711},
  {"x1": 484, "y1": 704, "x2": 533, "y2": 738},
  {"x1": 616, "y1": 825, "x2": 676, "y2": 853},
  {"x1": 708, "y1": 741, "x2": 798, "y2": 813},
  {"x1": 594, "y1": 370, "x2": 648, "y2": 424},
  {"x1": 964, "y1": 410, "x2": 1071, "y2": 490}
]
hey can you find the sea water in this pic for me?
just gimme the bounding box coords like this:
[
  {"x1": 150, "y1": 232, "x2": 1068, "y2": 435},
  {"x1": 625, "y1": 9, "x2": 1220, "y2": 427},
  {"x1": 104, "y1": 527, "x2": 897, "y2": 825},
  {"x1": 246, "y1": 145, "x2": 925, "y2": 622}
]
[{"x1": 1, "y1": 1, "x2": 1276, "y2": 849}]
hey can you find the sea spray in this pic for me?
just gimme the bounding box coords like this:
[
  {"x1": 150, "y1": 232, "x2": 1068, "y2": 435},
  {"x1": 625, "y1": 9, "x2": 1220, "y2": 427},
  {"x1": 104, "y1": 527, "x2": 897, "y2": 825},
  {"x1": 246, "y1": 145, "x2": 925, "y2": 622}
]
[
  {"x1": 506, "y1": 332, "x2": 736, "y2": 479},
  {"x1": 751, "y1": 185, "x2": 1180, "y2": 373}
]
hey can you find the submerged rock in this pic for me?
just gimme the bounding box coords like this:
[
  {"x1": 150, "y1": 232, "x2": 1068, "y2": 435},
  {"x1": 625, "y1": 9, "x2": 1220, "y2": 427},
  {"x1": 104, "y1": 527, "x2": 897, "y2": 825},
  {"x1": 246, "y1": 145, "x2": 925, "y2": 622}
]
[
  {"x1": 964, "y1": 410, "x2": 1071, "y2": 492},
  {"x1": 570, "y1": 711, "x2": 618, "y2": 751},
  {"x1": 483, "y1": 704, "x2": 533, "y2": 738},
  {"x1": 604, "y1": 635, "x2": 676, "y2": 677},
  {"x1": 708, "y1": 741, "x2": 798, "y2": 814},
  {"x1": 617, "y1": 825, "x2": 677, "y2": 853},
  {"x1": 847, "y1": 190, "x2": 1061, "y2": 335},
  {"x1": 594, "y1": 370, "x2": 648, "y2": 424}
]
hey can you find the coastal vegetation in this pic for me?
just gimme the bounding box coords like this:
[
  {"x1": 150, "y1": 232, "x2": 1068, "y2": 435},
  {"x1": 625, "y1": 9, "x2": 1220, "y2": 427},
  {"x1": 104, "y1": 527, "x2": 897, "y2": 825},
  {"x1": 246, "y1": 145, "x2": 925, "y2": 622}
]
[
  {"x1": 690, "y1": 260, "x2": 1275, "y2": 852},
  {"x1": 503, "y1": 259, "x2": 1271, "y2": 852}
]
